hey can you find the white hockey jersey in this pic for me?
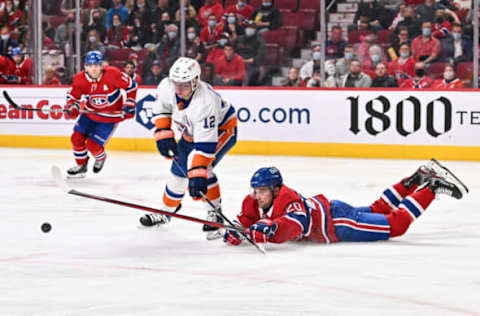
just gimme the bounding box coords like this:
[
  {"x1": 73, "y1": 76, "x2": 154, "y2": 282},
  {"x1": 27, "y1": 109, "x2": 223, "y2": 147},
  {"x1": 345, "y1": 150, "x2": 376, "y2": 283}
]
[{"x1": 152, "y1": 78, "x2": 237, "y2": 168}]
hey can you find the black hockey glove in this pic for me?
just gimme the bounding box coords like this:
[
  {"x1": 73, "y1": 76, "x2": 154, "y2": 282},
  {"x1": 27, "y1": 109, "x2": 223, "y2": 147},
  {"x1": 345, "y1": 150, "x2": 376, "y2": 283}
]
[{"x1": 154, "y1": 129, "x2": 178, "y2": 159}]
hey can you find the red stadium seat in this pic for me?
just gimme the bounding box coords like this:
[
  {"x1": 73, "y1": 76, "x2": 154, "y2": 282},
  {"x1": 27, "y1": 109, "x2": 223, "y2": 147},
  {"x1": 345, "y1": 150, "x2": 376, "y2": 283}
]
[
  {"x1": 281, "y1": 11, "x2": 303, "y2": 27},
  {"x1": 428, "y1": 62, "x2": 448, "y2": 79},
  {"x1": 282, "y1": 26, "x2": 299, "y2": 49},
  {"x1": 457, "y1": 8, "x2": 468, "y2": 22},
  {"x1": 250, "y1": 0, "x2": 262, "y2": 9},
  {"x1": 376, "y1": 29, "x2": 392, "y2": 44},
  {"x1": 138, "y1": 48, "x2": 150, "y2": 61},
  {"x1": 110, "y1": 60, "x2": 125, "y2": 71},
  {"x1": 106, "y1": 48, "x2": 136, "y2": 61},
  {"x1": 299, "y1": 0, "x2": 320, "y2": 11},
  {"x1": 261, "y1": 29, "x2": 287, "y2": 46},
  {"x1": 49, "y1": 16, "x2": 67, "y2": 28},
  {"x1": 298, "y1": 9, "x2": 318, "y2": 31},
  {"x1": 264, "y1": 43, "x2": 280, "y2": 65},
  {"x1": 457, "y1": 62, "x2": 473, "y2": 80},
  {"x1": 348, "y1": 30, "x2": 372, "y2": 44},
  {"x1": 276, "y1": 0, "x2": 298, "y2": 11}
]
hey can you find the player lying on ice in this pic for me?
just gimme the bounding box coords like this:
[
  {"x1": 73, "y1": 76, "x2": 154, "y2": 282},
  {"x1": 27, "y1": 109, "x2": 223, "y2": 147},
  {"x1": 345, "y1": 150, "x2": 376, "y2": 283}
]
[
  {"x1": 139, "y1": 57, "x2": 238, "y2": 240},
  {"x1": 65, "y1": 50, "x2": 138, "y2": 177},
  {"x1": 223, "y1": 161, "x2": 468, "y2": 246}
]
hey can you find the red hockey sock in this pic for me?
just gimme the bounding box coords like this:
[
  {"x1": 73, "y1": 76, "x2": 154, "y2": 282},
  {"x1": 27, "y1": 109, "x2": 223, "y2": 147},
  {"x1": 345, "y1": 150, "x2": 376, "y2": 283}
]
[
  {"x1": 371, "y1": 180, "x2": 418, "y2": 215},
  {"x1": 86, "y1": 138, "x2": 105, "y2": 161},
  {"x1": 387, "y1": 187, "x2": 435, "y2": 237},
  {"x1": 71, "y1": 130, "x2": 88, "y2": 165}
]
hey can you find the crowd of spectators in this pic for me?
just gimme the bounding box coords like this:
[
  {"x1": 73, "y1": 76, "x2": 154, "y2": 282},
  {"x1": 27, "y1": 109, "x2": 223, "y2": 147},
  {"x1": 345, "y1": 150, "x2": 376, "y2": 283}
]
[{"x1": 0, "y1": 0, "x2": 477, "y2": 88}]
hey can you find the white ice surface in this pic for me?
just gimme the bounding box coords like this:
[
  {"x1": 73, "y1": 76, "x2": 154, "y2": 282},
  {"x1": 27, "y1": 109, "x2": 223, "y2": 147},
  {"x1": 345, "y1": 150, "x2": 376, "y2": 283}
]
[{"x1": 1, "y1": 148, "x2": 479, "y2": 316}]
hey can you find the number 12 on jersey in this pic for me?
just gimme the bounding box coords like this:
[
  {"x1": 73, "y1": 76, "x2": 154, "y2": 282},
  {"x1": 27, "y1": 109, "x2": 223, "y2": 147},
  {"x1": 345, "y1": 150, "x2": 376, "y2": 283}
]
[{"x1": 203, "y1": 116, "x2": 215, "y2": 129}]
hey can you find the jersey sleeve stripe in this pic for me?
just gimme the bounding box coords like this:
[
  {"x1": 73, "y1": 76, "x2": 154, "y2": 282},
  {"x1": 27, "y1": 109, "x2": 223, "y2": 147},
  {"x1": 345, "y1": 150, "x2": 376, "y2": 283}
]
[{"x1": 126, "y1": 79, "x2": 138, "y2": 93}]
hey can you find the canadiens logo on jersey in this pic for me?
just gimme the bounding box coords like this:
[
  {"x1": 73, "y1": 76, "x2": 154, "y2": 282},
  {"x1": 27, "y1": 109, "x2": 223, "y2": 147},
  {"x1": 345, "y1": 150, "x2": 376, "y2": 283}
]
[{"x1": 89, "y1": 94, "x2": 109, "y2": 108}]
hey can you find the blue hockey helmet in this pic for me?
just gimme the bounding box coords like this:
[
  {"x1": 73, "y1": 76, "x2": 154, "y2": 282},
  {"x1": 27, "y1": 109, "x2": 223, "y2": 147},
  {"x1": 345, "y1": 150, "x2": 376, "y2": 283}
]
[
  {"x1": 85, "y1": 50, "x2": 103, "y2": 65},
  {"x1": 250, "y1": 167, "x2": 283, "y2": 188},
  {"x1": 11, "y1": 47, "x2": 22, "y2": 56}
]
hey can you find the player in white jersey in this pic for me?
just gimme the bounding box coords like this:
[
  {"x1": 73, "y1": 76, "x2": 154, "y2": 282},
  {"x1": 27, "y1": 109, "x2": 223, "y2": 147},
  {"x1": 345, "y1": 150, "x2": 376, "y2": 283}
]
[{"x1": 140, "y1": 57, "x2": 238, "y2": 239}]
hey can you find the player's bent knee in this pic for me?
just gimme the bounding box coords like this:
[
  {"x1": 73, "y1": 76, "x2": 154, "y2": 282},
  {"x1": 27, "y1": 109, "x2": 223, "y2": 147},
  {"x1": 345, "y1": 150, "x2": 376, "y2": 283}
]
[{"x1": 387, "y1": 209, "x2": 413, "y2": 238}]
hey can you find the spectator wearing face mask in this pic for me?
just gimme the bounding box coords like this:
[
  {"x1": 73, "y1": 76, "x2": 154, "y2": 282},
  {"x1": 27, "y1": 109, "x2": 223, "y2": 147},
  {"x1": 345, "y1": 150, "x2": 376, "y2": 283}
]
[
  {"x1": 223, "y1": 12, "x2": 245, "y2": 43},
  {"x1": 432, "y1": 9, "x2": 460, "y2": 39},
  {"x1": 144, "y1": 12, "x2": 171, "y2": 46},
  {"x1": 251, "y1": 0, "x2": 281, "y2": 34},
  {"x1": 126, "y1": 0, "x2": 152, "y2": 27},
  {"x1": 282, "y1": 67, "x2": 301, "y2": 87},
  {"x1": 82, "y1": 0, "x2": 107, "y2": 29},
  {"x1": 0, "y1": 25, "x2": 18, "y2": 57},
  {"x1": 388, "y1": 26, "x2": 411, "y2": 60},
  {"x1": 214, "y1": 43, "x2": 245, "y2": 86},
  {"x1": 175, "y1": 0, "x2": 197, "y2": 21},
  {"x1": 126, "y1": 15, "x2": 147, "y2": 48},
  {"x1": 206, "y1": 32, "x2": 230, "y2": 64},
  {"x1": 198, "y1": 0, "x2": 224, "y2": 28},
  {"x1": 431, "y1": 64, "x2": 464, "y2": 88},
  {"x1": 335, "y1": 44, "x2": 357, "y2": 77},
  {"x1": 105, "y1": 13, "x2": 128, "y2": 48},
  {"x1": 323, "y1": 60, "x2": 341, "y2": 88},
  {"x1": 200, "y1": 13, "x2": 223, "y2": 51},
  {"x1": 234, "y1": 21, "x2": 265, "y2": 86},
  {"x1": 225, "y1": 0, "x2": 253, "y2": 26},
  {"x1": 156, "y1": 23, "x2": 180, "y2": 67},
  {"x1": 362, "y1": 45, "x2": 386, "y2": 79},
  {"x1": 339, "y1": 58, "x2": 372, "y2": 88},
  {"x1": 299, "y1": 44, "x2": 322, "y2": 83},
  {"x1": 411, "y1": 21, "x2": 441, "y2": 64},
  {"x1": 54, "y1": 12, "x2": 76, "y2": 47},
  {"x1": 84, "y1": 8, "x2": 107, "y2": 42},
  {"x1": 400, "y1": 61, "x2": 433, "y2": 88},
  {"x1": 439, "y1": 23, "x2": 472, "y2": 64},
  {"x1": 83, "y1": 29, "x2": 106, "y2": 59},
  {"x1": 306, "y1": 64, "x2": 322, "y2": 88},
  {"x1": 388, "y1": 43, "x2": 415, "y2": 86},
  {"x1": 326, "y1": 26, "x2": 347, "y2": 60},
  {"x1": 186, "y1": 26, "x2": 205, "y2": 62},
  {"x1": 106, "y1": 0, "x2": 129, "y2": 29},
  {"x1": 372, "y1": 63, "x2": 398, "y2": 87}
]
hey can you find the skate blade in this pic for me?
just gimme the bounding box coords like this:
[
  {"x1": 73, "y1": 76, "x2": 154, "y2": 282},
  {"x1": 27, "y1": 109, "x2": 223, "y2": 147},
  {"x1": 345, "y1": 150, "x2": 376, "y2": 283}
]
[
  {"x1": 66, "y1": 173, "x2": 86, "y2": 179},
  {"x1": 206, "y1": 229, "x2": 224, "y2": 240},
  {"x1": 428, "y1": 159, "x2": 469, "y2": 196},
  {"x1": 137, "y1": 223, "x2": 169, "y2": 230}
]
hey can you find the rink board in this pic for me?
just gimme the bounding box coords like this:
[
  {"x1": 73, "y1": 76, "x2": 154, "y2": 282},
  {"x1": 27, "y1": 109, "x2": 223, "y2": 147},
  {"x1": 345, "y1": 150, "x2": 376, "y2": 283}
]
[{"x1": 0, "y1": 86, "x2": 479, "y2": 160}]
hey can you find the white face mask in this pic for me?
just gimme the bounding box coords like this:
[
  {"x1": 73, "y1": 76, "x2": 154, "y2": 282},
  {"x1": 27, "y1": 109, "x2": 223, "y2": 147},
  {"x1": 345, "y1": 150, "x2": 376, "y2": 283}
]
[
  {"x1": 1, "y1": 34, "x2": 9, "y2": 40},
  {"x1": 113, "y1": 22, "x2": 121, "y2": 27},
  {"x1": 444, "y1": 71, "x2": 454, "y2": 80},
  {"x1": 89, "y1": 36, "x2": 97, "y2": 43},
  {"x1": 187, "y1": 32, "x2": 196, "y2": 40},
  {"x1": 13, "y1": 0, "x2": 19, "y2": 7},
  {"x1": 168, "y1": 31, "x2": 177, "y2": 39}
]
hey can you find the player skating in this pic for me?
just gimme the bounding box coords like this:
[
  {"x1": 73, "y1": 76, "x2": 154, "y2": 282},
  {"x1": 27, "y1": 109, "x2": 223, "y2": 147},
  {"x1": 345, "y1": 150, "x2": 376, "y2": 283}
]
[
  {"x1": 66, "y1": 51, "x2": 138, "y2": 177},
  {"x1": 223, "y1": 160, "x2": 468, "y2": 246},
  {"x1": 139, "y1": 57, "x2": 237, "y2": 240}
]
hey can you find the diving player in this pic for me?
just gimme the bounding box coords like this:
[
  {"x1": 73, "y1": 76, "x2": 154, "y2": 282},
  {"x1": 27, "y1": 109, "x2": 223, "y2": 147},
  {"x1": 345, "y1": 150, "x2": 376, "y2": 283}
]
[
  {"x1": 223, "y1": 162, "x2": 467, "y2": 246},
  {"x1": 140, "y1": 57, "x2": 237, "y2": 240},
  {"x1": 66, "y1": 50, "x2": 138, "y2": 177}
]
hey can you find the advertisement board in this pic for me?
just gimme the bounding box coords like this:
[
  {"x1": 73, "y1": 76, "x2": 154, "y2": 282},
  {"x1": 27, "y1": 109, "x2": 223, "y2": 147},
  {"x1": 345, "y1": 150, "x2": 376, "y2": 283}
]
[{"x1": 0, "y1": 86, "x2": 479, "y2": 160}]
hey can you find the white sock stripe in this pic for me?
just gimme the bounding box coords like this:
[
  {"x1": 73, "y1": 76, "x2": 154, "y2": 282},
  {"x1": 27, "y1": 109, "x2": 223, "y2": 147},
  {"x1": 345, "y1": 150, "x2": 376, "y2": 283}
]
[
  {"x1": 389, "y1": 186, "x2": 403, "y2": 203},
  {"x1": 399, "y1": 203, "x2": 417, "y2": 221},
  {"x1": 405, "y1": 196, "x2": 426, "y2": 213}
]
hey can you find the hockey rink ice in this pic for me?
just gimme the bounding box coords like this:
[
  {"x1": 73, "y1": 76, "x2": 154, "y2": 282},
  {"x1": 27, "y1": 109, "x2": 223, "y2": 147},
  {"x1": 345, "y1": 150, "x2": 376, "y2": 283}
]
[{"x1": 1, "y1": 148, "x2": 479, "y2": 316}]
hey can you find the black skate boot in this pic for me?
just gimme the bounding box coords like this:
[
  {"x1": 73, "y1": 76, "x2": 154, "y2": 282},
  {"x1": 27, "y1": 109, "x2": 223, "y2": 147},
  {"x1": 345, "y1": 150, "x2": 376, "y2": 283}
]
[
  {"x1": 139, "y1": 213, "x2": 171, "y2": 226},
  {"x1": 428, "y1": 176, "x2": 464, "y2": 199},
  {"x1": 203, "y1": 210, "x2": 224, "y2": 240},
  {"x1": 402, "y1": 165, "x2": 437, "y2": 189},
  {"x1": 93, "y1": 156, "x2": 106, "y2": 173},
  {"x1": 139, "y1": 204, "x2": 181, "y2": 227},
  {"x1": 67, "y1": 157, "x2": 89, "y2": 178}
]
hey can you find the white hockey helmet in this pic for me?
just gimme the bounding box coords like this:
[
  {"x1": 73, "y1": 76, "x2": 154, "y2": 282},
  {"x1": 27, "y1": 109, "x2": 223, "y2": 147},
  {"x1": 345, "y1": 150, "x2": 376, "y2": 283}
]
[{"x1": 169, "y1": 57, "x2": 201, "y2": 90}]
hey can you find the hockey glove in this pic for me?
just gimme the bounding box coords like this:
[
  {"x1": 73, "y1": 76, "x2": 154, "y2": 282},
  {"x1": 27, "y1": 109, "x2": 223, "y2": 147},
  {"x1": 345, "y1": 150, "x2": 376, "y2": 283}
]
[
  {"x1": 122, "y1": 100, "x2": 136, "y2": 119},
  {"x1": 66, "y1": 102, "x2": 80, "y2": 119},
  {"x1": 223, "y1": 220, "x2": 244, "y2": 246},
  {"x1": 249, "y1": 219, "x2": 277, "y2": 243},
  {"x1": 188, "y1": 167, "x2": 208, "y2": 199},
  {"x1": 154, "y1": 129, "x2": 178, "y2": 159}
]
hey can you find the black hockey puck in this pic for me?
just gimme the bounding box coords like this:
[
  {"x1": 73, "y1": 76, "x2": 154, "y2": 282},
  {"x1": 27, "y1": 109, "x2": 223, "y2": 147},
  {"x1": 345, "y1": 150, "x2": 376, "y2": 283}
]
[{"x1": 41, "y1": 222, "x2": 52, "y2": 233}]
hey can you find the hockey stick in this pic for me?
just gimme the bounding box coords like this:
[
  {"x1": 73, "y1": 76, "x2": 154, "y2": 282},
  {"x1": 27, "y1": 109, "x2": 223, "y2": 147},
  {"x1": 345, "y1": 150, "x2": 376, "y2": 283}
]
[
  {"x1": 2, "y1": 90, "x2": 122, "y2": 115},
  {"x1": 171, "y1": 158, "x2": 266, "y2": 254},
  {"x1": 51, "y1": 166, "x2": 243, "y2": 232}
]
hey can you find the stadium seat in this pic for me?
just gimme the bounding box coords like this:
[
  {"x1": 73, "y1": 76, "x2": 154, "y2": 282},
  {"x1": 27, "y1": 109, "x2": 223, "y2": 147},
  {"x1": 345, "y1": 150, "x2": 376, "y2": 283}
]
[
  {"x1": 110, "y1": 60, "x2": 125, "y2": 71},
  {"x1": 348, "y1": 30, "x2": 372, "y2": 44},
  {"x1": 282, "y1": 26, "x2": 299, "y2": 50},
  {"x1": 428, "y1": 62, "x2": 448, "y2": 79},
  {"x1": 138, "y1": 48, "x2": 150, "y2": 61},
  {"x1": 298, "y1": 9, "x2": 318, "y2": 31},
  {"x1": 106, "y1": 48, "x2": 136, "y2": 61},
  {"x1": 299, "y1": 0, "x2": 321, "y2": 11},
  {"x1": 261, "y1": 29, "x2": 287, "y2": 47},
  {"x1": 457, "y1": 8, "x2": 468, "y2": 22},
  {"x1": 457, "y1": 62, "x2": 473, "y2": 80},
  {"x1": 276, "y1": 0, "x2": 298, "y2": 11},
  {"x1": 281, "y1": 11, "x2": 303, "y2": 28},
  {"x1": 249, "y1": 0, "x2": 262, "y2": 9},
  {"x1": 49, "y1": 16, "x2": 67, "y2": 28},
  {"x1": 376, "y1": 29, "x2": 392, "y2": 44},
  {"x1": 264, "y1": 43, "x2": 280, "y2": 65}
]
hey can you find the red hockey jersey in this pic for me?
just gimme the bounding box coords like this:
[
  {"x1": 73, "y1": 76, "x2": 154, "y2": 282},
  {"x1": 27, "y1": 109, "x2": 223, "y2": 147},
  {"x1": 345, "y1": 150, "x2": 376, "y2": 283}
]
[
  {"x1": 13, "y1": 57, "x2": 32, "y2": 84},
  {"x1": 66, "y1": 66, "x2": 137, "y2": 123},
  {"x1": 400, "y1": 76, "x2": 433, "y2": 89},
  {"x1": 238, "y1": 185, "x2": 338, "y2": 244}
]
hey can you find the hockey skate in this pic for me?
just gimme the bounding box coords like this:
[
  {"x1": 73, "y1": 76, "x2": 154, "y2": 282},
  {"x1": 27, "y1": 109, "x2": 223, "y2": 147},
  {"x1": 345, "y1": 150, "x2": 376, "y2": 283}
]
[
  {"x1": 424, "y1": 159, "x2": 469, "y2": 199},
  {"x1": 139, "y1": 204, "x2": 181, "y2": 227},
  {"x1": 67, "y1": 157, "x2": 89, "y2": 178},
  {"x1": 203, "y1": 210, "x2": 225, "y2": 240},
  {"x1": 93, "y1": 157, "x2": 106, "y2": 173},
  {"x1": 402, "y1": 165, "x2": 437, "y2": 189}
]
